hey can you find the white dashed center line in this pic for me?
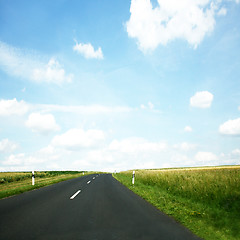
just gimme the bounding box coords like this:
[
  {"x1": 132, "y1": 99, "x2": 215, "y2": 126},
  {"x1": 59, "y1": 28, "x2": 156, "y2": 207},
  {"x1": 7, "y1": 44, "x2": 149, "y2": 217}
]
[
  {"x1": 70, "y1": 190, "x2": 81, "y2": 200},
  {"x1": 87, "y1": 180, "x2": 91, "y2": 184}
]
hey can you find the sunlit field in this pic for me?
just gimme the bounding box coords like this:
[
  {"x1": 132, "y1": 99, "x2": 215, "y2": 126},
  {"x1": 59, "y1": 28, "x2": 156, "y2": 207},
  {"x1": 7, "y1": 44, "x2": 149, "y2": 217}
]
[{"x1": 114, "y1": 166, "x2": 240, "y2": 240}]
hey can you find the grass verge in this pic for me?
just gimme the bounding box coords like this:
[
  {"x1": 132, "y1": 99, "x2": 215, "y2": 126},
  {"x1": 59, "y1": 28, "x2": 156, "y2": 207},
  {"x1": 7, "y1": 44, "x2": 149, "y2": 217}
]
[
  {"x1": 0, "y1": 171, "x2": 92, "y2": 199},
  {"x1": 113, "y1": 166, "x2": 240, "y2": 240}
]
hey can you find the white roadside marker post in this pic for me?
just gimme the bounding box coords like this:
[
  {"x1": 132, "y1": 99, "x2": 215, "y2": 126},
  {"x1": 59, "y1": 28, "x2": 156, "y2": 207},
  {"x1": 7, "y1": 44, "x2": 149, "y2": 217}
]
[
  {"x1": 32, "y1": 170, "x2": 35, "y2": 186},
  {"x1": 132, "y1": 171, "x2": 135, "y2": 185}
]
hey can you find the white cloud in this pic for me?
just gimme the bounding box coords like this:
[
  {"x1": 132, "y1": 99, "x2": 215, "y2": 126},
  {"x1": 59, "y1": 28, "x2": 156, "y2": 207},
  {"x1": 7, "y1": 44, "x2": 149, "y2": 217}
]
[
  {"x1": 73, "y1": 41, "x2": 103, "y2": 59},
  {"x1": 35, "y1": 103, "x2": 132, "y2": 115},
  {"x1": 195, "y1": 151, "x2": 218, "y2": 165},
  {"x1": 126, "y1": 0, "x2": 222, "y2": 52},
  {"x1": 0, "y1": 41, "x2": 73, "y2": 84},
  {"x1": 169, "y1": 153, "x2": 191, "y2": 166},
  {"x1": 232, "y1": 149, "x2": 240, "y2": 156},
  {"x1": 109, "y1": 137, "x2": 167, "y2": 153},
  {"x1": 148, "y1": 101, "x2": 154, "y2": 109},
  {"x1": 184, "y1": 126, "x2": 192, "y2": 132},
  {"x1": 174, "y1": 142, "x2": 196, "y2": 151},
  {"x1": 0, "y1": 98, "x2": 29, "y2": 116},
  {"x1": 38, "y1": 136, "x2": 168, "y2": 172},
  {"x1": 0, "y1": 99, "x2": 133, "y2": 117},
  {"x1": 32, "y1": 58, "x2": 72, "y2": 84},
  {"x1": 219, "y1": 118, "x2": 240, "y2": 136},
  {"x1": 3, "y1": 153, "x2": 46, "y2": 167},
  {"x1": 38, "y1": 145, "x2": 56, "y2": 155},
  {"x1": 51, "y1": 128, "x2": 105, "y2": 151},
  {"x1": 140, "y1": 101, "x2": 160, "y2": 112},
  {"x1": 105, "y1": 137, "x2": 168, "y2": 170},
  {"x1": 0, "y1": 139, "x2": 18, "y2": 153},
  {"x1": 3, "y1": 153, "x2": 25, "y2": 165},
  {"x1": 190, "y1": 91, "x2": 213, "y2": 108},
  {"x1": 26, "y1": 113, "x2": 60, "y2": 135},
  {"x1": 217, "y1": 7, "x2": 227, "y2": 16}
]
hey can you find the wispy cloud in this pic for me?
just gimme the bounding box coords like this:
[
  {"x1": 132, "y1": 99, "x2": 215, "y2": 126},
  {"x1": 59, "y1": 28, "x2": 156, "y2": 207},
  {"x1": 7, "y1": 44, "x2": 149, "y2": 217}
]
[
  {"x1": 0, "y1": 139, "x2": 18, "y2": 153},
  {"x1": 217, "y1": 7, "x2": 227, "y2": 16},
  {"x1": 173, "y1": 142, "x2": 196, "y2": 151},
  {"x1": 109, "y1": 137, "x2": 167, "y2": 153},
  {"x1": 73, "y1": 41, "x2": 103, "y2": 59},
  {"x1": 0, "y1": 98, "x2": 132, "y2": 116},
  {"x1": 51, "y1": 128, "x2": 105, "y2": 151},
  {"x1": 184, "y1": 126, "x2": 192, "y2": 132},
  {"x1": 0, "y1": 41, "x2": 73, "y2": 84},
  {"x1": 34, "y1": 103, "x2": 132, "y2": 114},
  {"x1": 194, "y1": 151, "x2": 218, "y2": 165}
]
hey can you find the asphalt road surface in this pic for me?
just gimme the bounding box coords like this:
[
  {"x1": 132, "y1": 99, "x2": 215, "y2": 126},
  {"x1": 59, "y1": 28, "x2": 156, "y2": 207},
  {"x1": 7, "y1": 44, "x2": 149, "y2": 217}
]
[{"x1": 0, "y1": 174, "x2": 202, "y2": 240}]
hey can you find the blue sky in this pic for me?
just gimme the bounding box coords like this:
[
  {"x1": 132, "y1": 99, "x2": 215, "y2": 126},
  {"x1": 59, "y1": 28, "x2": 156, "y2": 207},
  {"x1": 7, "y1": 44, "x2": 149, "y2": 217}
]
[{"x1": 0, "y1": 0, "x2": 240, "y2": 172}]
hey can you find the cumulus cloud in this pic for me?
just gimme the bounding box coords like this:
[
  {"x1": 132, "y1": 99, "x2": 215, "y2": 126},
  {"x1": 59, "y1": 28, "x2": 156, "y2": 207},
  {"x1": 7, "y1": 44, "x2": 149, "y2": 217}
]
[
  {"x1": 0, "y1": 98, "x2": 29, "y2": 116},
  {"x1": 51, "y1": 128, "x2": 105, "y2": 151},
  {"x1": 26, "y1": 113, "x2": 60, "y2": 135},
  {"x1": 0, "y1": 41, "x2": 73, "y2": 84},
  {"x1": 190, "y1": 91, "x2": 214, "y2": 108},
  {"x1": 73, "y1": 41, "x2": 103, "y2": 59},
  {"x1": 219, "y1": 118, "x2": 240, "y2": 136},
  {"x1": 126, "y1": 0, "x2": 226, "y2": 52},
  {"x1": 0, "y1": 139, "x2": 18, "y2": 153}
]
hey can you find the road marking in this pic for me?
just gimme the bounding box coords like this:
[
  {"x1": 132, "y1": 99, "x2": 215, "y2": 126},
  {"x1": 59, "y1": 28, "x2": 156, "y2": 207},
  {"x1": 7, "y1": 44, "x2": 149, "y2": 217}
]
[
  {"x1": 87, "y1": 180, "x2": 91, "y2": 184},
  {"x1": 70, "y1": 190, "x2": 81, "y2": 200}
]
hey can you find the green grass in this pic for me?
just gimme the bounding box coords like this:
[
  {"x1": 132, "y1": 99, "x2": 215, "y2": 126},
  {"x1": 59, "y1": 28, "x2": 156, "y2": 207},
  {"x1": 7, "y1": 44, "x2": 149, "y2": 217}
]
[
  {"x1": 114, "y1": 166, "x2": 240, "y2": 240},
  {"x1": 0, "y1": 171, "x2": 91, "y2": 199}
]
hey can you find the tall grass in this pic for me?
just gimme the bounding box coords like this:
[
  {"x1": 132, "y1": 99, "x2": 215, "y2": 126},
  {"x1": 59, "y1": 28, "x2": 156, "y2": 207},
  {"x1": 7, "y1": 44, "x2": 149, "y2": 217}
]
[{"x1": 114, "y1": 166, "x2": 240, "y2": 240}]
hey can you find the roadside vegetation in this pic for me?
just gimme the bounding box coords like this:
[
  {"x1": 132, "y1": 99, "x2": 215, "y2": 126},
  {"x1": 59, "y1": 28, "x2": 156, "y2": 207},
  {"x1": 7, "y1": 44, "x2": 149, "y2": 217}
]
[
  {"x1": 114, "y1": 166, "x2": 240, "y2": 240},
  {"x1": 0, "y1": 171, "x2": 89, "y2": 199}
]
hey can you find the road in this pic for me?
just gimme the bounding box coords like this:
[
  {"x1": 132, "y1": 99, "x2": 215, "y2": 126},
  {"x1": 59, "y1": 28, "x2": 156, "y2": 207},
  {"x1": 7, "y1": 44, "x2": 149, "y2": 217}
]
[{"x1": 0, "y1": 174, "x2": 201, "y2": 240}]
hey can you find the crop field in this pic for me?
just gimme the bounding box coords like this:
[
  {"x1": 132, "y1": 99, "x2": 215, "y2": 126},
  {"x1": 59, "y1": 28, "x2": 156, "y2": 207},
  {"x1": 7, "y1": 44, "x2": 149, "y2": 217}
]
[
  {"x1": 0, "y1": 171, "x2": 87, "y2": 199},
  {"x1": 114, "y1": 166, "x2": 240, "y2": 240}
]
